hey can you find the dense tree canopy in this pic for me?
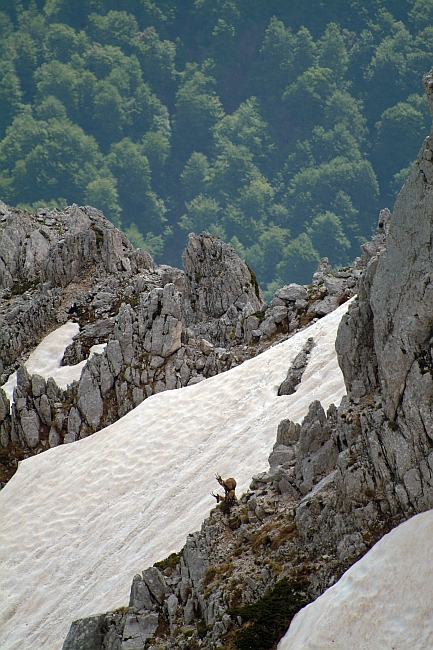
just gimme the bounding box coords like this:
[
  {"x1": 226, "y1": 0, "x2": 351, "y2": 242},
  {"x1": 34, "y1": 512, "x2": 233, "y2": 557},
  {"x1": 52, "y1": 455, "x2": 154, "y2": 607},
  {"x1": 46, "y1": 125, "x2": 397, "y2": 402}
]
[{"x1": 0, "y1": 0, "x2": 432, "y2": 296}]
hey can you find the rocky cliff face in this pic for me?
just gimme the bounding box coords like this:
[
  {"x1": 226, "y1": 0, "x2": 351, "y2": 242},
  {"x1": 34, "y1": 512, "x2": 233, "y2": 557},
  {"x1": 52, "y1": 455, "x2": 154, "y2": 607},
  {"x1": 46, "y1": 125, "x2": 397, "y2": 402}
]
[
  {"x1": 61, "y1": 70, "x2": 433, "y2": 650},
  {"x1": 291, "y1": 66, "x2": 433, "y2": 577},
  {"x1": 0, "y1": 204, "x2": 357, "y2": 486}
]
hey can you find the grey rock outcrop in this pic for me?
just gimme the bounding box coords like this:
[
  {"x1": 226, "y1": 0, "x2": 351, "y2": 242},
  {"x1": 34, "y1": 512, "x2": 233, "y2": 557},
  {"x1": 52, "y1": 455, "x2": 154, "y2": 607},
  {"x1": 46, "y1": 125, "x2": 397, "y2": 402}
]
[
  {"x1": 182, "y1": 232, "x2": 264, "y2": 346},
  {"x1": 122, "y1": 613, "x2": 159, "y2": 649},
  {"x1": 336, "y1": 208, "x2": 391, "y2": 400},
  {"x1": 294, "y1": 401, "x2": 338, "y2": 495},
  {"x1": 183, "y1": 232, "x2": 263, "y2": 319},
  {"x1": 140, "y1": 285, "x2": 182, "y2": 358},
  {"x1": 278, "y1": 337, "x2": 315, "y2": 396}
]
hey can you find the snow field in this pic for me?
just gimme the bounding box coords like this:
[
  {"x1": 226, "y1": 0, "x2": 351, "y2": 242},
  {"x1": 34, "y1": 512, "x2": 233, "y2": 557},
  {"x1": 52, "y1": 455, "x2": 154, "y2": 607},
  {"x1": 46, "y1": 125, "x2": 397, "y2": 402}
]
[
  {"x1": 278, "y1": 509, "x2": 433, "y2": 649},
  {"x1": 0, "y1": 300, "x2": 351, "y2": 650}
]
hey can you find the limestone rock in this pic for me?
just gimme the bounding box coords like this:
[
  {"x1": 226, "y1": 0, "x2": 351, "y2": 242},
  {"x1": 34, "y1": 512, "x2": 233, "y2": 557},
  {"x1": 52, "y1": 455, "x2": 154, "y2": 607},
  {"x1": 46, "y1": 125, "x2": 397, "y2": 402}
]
[
  {"x1": 35, "y1": 394, "x2": 51, "y2": 426},
  {"x1": 183, "y1": 532, "x2": 210, "y2": 592},
  {"x1": 268, "y1": 444, "x2": 296, "y2": 469},
  {"x1": 336, "y1": 209, "x2": 391, "y2": 400},
  {"x1": 49, "y1": 426, "x2": 60, "y2": 448},
  {"x1": 312, "y1": 257, "x2": 333, "y2": 285},
  {"x1": 369, "y1": 157, "x2": 433, "y2": 420},
  {"x1": 65, "y1": 407, "x2": 82, "y2": 443},
  {"x1": 77, "y1": 369, "x2": 104, "y2": 429},
  {"x1": 122, "y1": 613, "x2": 158, "y2": 649},
  {"x1": 0, "y1": 388, "x2": 10, "y2": 421},
  {"x1": 20, "y1": 408, "x2": 40, "y2": 448},
  {"x1": 142, "y1": 567, "x2": 168, "y2": 605},
  {"x1": 62, "y1": 614, "x2": 106, "y2": 650},
  {"x1": 308, "y1": 295, "x2": 340, "y2": 317},
  {"x1": 140, "y1": 285, "x2": 183, "y2": 358},
  {"x1": 183, "y1": 232, "x2": 263, "y2": 322},
  {"x1": 275, "y1": 284, "x2": 308, "y2": 302},
  {"x1": 276, "y1": 419, "x2": 300, "y2": 446},
  {"x1": 278, "y1": 337, "x2": 315, "y2": 396},
  {"x1": 42, "y1": 230, "x2": 99, "y2": 288},
  {"x1": 106, "y1": 340, "x2": 123, "y2": 377},
  {"x1": 31, "y1": 374, "x2": 46, "y2": 398},
  {"x1": 129, "y1": 575, "x2": 154, "y2": 612},
  {"x1": 295, "y1": 401, "x2": 338, "y2": 495}
]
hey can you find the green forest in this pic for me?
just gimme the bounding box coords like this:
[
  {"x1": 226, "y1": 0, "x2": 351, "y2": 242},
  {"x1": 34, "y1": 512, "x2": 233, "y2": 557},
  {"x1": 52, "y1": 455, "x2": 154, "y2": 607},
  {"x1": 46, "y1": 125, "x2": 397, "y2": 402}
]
[{"x1": 1, "y1": 0, "x2": 432, "y2": 294}]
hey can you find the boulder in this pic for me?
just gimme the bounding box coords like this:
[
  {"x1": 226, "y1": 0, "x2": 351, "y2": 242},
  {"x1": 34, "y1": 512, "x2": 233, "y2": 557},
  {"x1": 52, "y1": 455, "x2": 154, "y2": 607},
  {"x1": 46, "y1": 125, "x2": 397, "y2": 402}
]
[
  {"x1": 142, "y1": 567, "x2": 168, "y2": 605},
  {"x1": 275, "y1": 284, "x2": 308, "y2": 302},
  {"x1": 62, "y1": 614, "x2": 106, "y2": 650}
]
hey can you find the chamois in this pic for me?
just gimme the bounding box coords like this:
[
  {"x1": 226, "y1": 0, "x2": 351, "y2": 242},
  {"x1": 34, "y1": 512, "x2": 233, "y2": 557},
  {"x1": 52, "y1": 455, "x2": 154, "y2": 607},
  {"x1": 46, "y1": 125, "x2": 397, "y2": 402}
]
[{"x1": 211, "y1": 474, "x2": 237, "y2": 508}]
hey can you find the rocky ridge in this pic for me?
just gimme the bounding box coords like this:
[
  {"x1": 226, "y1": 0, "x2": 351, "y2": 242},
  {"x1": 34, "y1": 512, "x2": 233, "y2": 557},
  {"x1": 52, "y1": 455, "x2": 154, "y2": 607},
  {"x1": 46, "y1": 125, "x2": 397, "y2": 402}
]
[
  {"x1": 0, "y1": 204, "x2": 357, "y2": 486},
  {"x1": 61, "y1": 70, "x2": 433, "y2": 650}
]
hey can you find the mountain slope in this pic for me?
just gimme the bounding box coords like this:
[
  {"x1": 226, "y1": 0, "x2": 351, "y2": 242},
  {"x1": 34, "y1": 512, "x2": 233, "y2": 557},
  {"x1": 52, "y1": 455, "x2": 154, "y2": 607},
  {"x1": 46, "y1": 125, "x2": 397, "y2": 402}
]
[{"x1": 0, "y1": 301, "x2": 349, "y2": 650}]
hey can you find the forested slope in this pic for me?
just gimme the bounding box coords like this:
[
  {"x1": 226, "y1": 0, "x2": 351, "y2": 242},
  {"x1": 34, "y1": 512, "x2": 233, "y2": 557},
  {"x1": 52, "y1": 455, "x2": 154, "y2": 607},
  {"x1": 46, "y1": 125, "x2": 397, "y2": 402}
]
[{"x1": 0, "y1": 0, "x2": 432, "y2": 293}]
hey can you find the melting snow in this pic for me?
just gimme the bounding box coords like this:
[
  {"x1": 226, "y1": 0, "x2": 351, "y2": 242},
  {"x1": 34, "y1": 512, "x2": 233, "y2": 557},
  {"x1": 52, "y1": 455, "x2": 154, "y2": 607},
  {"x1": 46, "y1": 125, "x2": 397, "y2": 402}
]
[
  {"x1": 278, "y1": 509, "x2": 433, "y2": 650},
  {"x1": 1, "y1": 321, "x2": 106, "y2": 402},
  {"x1": 0, "y1": 301, "x2": 351, "y2": 650}
]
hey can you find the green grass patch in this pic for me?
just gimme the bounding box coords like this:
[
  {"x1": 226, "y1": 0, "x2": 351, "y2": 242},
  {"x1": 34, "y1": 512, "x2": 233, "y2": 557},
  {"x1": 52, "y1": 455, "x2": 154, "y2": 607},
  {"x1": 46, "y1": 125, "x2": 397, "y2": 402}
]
[{"x1": 154, "y1": 551, "x2": 181, "y2": 573}]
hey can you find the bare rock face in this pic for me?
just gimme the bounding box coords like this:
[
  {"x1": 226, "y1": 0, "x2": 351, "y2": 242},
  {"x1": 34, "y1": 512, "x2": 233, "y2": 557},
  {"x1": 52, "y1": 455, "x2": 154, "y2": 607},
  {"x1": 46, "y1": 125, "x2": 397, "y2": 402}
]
[
  {"x1": 182, "y1": 232, "x2": 264, "y2": 346},
  {"x1": 183, "y1": 232, "x2": 263, "y2": 320},
  {"x1": 370, "y1": 151, "x2": 433, "y2": 422},
  {"x1": 335, "y1": 208, "x2": 391, "y2": 400},
  {"x1": 278, "y1": 337, "x2": 315, "y2": 396},
  {"x1": 140, "y1": 284, "x2": 183, "y2": 358},
  {"x1": 337, "y1": 86, "x2": 433, "y2": 424},
  {"x1": 334, "y1": 70, "x2": 433, "y2": 518},
  {"x1": 295, "y1": 401, "x2": 338, "y2": 495},
  {"x1": 293, "y1": 69, "x2": 433, "y2": 562}
]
